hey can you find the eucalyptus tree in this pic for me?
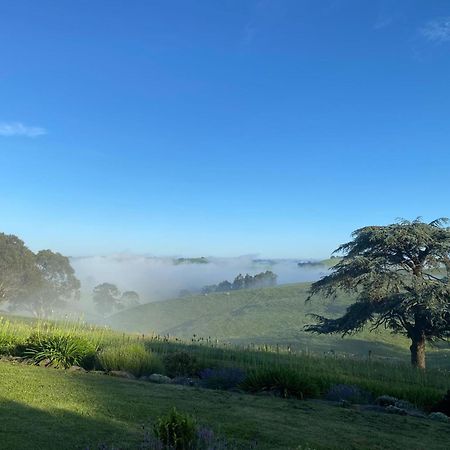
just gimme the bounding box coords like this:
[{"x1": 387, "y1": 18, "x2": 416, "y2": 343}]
[
  {"x1": 0, "y1": 234, "x2": 80, "y2": 316},
  {"x1": 0, "y1": 233, "x2": 41, "y2": 306},
  {"x1": 33, "y1": 250, "x2": 81, "y2": 316},
  {"x1": 121, "y1": 290, "x2": 140, "y2": 308},
  {"x1": 306, "y1": 218, "x2": 450, "y2": 369},
  {"x1": 93, "y1": 283, "x2": 122, "y2": 315}
]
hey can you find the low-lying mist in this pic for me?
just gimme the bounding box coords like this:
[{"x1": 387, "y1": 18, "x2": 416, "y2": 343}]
[{"x1": 71, "y1": 254, "x2": 329, "y2": 305}]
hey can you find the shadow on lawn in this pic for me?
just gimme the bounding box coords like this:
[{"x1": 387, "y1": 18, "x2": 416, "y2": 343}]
[{"x1": 0, "y1": 398, "x2": 140, "y2": 450}]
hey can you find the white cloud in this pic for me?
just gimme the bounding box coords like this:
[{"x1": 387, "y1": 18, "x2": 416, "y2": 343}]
[
  {"x1": 421, "y1": 17, "x2": 450, "y2": 43},
  {"x1": 0, "y1": 122, "x2": 47, "y2": 137}
]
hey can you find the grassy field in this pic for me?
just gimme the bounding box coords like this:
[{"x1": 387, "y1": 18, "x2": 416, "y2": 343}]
[
  {"x1": 109, "y1": 283, "x2": 450, "y2": 368},
  {"x1": 1, "y1": 314, "x2": 449, "y2": 407},
  {"x1": 1, "y1": 361, "x2": 450, "y2": 450},
  {"x1": 0, "y1": 315, "x2": 450, "y2": 448}
]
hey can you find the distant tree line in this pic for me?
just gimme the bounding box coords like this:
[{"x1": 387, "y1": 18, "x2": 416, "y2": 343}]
[
  {"x1": 201, "y1": 271, "x2": 277, "y2": 294},
  {"x1": 0, "y1": 233, "x2": 80, "y2": 317},
  {"x1": 174, "y1": 257, "x2": 208, "y2": 265}
]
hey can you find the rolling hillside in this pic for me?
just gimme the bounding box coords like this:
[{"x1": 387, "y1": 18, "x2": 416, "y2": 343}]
[{"x1": 110, "y1": 282, "x2": 417, "y2": 361}]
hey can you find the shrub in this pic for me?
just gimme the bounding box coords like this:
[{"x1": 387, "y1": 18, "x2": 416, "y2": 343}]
[
  {"x1": 374, "y1": 395, "x2": 399, "y2": 407},
  {"x1": 25, "y1": 333, "x2": 97, "y2": 369},
  {"x1": 325, "y1": 384, "x2": 373, "y2": 404},
  {"x1": 0, "y1": 336, "x2": 22, "y2": 356},
  {"x1": 153, "y1": 408, "x2": 197, "y2": 450},
  {"x1": 199, "y1": 367, "x2": 246, "y2": 390},
  {"x1": 163, "y1": 351, "x2": 198, "y2": 377},
  {"x1": 240, "y1": 367, "x2": 320, "y2": 399},
  {"x1": 98, "y1": 343, "x2": 164, "y2": 377},
  {"x1": 431, "y1": 390, "x2": 450, "y2": 416}
]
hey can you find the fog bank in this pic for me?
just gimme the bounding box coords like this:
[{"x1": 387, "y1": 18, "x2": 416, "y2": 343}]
[{"x1": 71, "y1": 254, "x2": 329, "y2": 303}]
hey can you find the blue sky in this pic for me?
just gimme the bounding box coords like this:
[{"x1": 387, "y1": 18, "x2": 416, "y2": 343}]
[{"x1": 1, "y1": 0, "x2": 449, "y2": 258}]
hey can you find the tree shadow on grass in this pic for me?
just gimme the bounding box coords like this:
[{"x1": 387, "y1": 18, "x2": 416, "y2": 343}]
[
  {"x1": 24, "y1": 372, "x2": 450, "y2": 450},
  {"x1": 0, "y1": 398, "x2": 141, "y2": 450}
]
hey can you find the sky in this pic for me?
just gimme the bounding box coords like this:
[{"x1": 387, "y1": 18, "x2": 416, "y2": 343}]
[{"x1": 0, "y1": 0, "x2": 449, "y2": 259}]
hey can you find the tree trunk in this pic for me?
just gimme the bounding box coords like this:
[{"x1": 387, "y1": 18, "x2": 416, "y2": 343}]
[{"x1": 410, "y1": 334, "x2": 426, "y2": 369}]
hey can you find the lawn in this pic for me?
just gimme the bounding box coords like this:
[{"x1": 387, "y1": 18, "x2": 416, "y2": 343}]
[{"x1": 1, "y1": 361, "x2": 450, "y2": 450}]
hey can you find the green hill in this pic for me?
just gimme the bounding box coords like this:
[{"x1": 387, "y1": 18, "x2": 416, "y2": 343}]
[{"x1": 110, "y1": 282, "x2": 418, "y2": 361}]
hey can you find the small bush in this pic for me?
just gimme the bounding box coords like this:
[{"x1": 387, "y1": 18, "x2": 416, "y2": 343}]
[
  {"x1": 153, "y1": 408, "x2": 197, "y2": 450},
  {"x1": 431, "y1": 390, "x2": 450, "y2": 416},
  {"x1": 163, "y1": 352, "x2": 198, "y2": 377},
  {"x1": 199, "y1": 367, "x2": 246, "y2": 390},
  {"x1": 325, "y1": 384, "x2": 373, "y2": 404},
  {"x1": 374, "y1": 395, "x2": 399, "y2": 407},
  {"x1": 25, "y1": 333, "x2": 97, "y2": 369},
  {"x1": 0, "y1": 337, "x2": 22, "y2": 356},
  {"x1": 98, "y1": 343, "x2": 164, "y2": 377},
  {"x1": 240, "y1": 367, "x2": 320, "y2": 399}
]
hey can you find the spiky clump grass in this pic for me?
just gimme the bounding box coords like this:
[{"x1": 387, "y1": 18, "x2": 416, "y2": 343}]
[
  {"x1": 240, "y1": 367, "x2": 321, "y2": 399},
  {"x1": 98, "y1": 342, "x2": 164, "y2": 377},
  {"x1": 25, "y1": 332, "x2": 98, "y2": 369}
]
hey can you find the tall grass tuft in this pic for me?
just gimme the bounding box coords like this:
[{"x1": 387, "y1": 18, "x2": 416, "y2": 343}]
[
  {"x1": 25, "y1": 333, "x2": 98, "y2": 369},
  {"x1": 153, "y1": 408, "x2": 197, "y2": 450},
  {"x1": 241, "y1": 367, "x2": 321, "y2": 399},
  {"x1": 98, "y1": 342, "x2": 164, "y2": 377}
]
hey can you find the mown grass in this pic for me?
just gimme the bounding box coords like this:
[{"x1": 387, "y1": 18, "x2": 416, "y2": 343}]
[{"x1": 1, "y1": 361, "x2": 450, "y2": 450}]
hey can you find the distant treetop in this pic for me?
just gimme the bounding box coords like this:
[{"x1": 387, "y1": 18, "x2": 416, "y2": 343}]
[{"x1": 173, "y1": 257, "x2": 209, "y2": 265}]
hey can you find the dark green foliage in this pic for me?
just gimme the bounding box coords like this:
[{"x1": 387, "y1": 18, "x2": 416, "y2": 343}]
[
  {"x1": 199, "y1": 367, "x2": 246, "y2": 390},
  {"x1": 375, "y1": 395, "x2": 399, "y2": 407},
  {"x1": 0, "y1": 233, "x2": 80, "y2": 316},
  {"x1": 307, "y1": 218, "x2": 450, "y2": 368},
  {"x1": 153, "y1": 408, "x2": 197, "y2": 450},
  {"x1": 325, "y1": 384, "x2": 373, "y2": 404},
  {"x1": 25, "y1": 333, "x2": 97, "y2": 369},
  {"x1": 0, "y1": 337, "x2": 24, "y2": 356},
  {"x1": 163, "y1": 351, "x2": 199, "y2": 377},
  {"x1": 174, "y1": 257, "x2": 208, "y2": 265},
  {"x1": 0, "y1": 233, "x2": 42, "y2": 310},
  {"x1": 431, "y1": 390, "x2": 450, "y2": 416},
  {"x1": 33, "y1": 249, "x2": 81, "y2": 316},
  {"x1": 240, "y1": 367, "x2": 321, "y2": 399}
]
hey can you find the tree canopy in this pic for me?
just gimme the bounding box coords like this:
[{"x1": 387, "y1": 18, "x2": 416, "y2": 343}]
[
  {"x1": 33, "y1": 250, "x2": 81, "y2": 316},
  {"x1": 306, "y1": 218, "x2": 450, "y2": 369},
  {"x1": 93, "y1": 283, "x2": 122, "y2": 315},
  {"x1": 0, "y1": 233, "x2": 80, "y2": 316},
  {"x1": 92, "y1": 284, "x2": 140, "y2": 315}
]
